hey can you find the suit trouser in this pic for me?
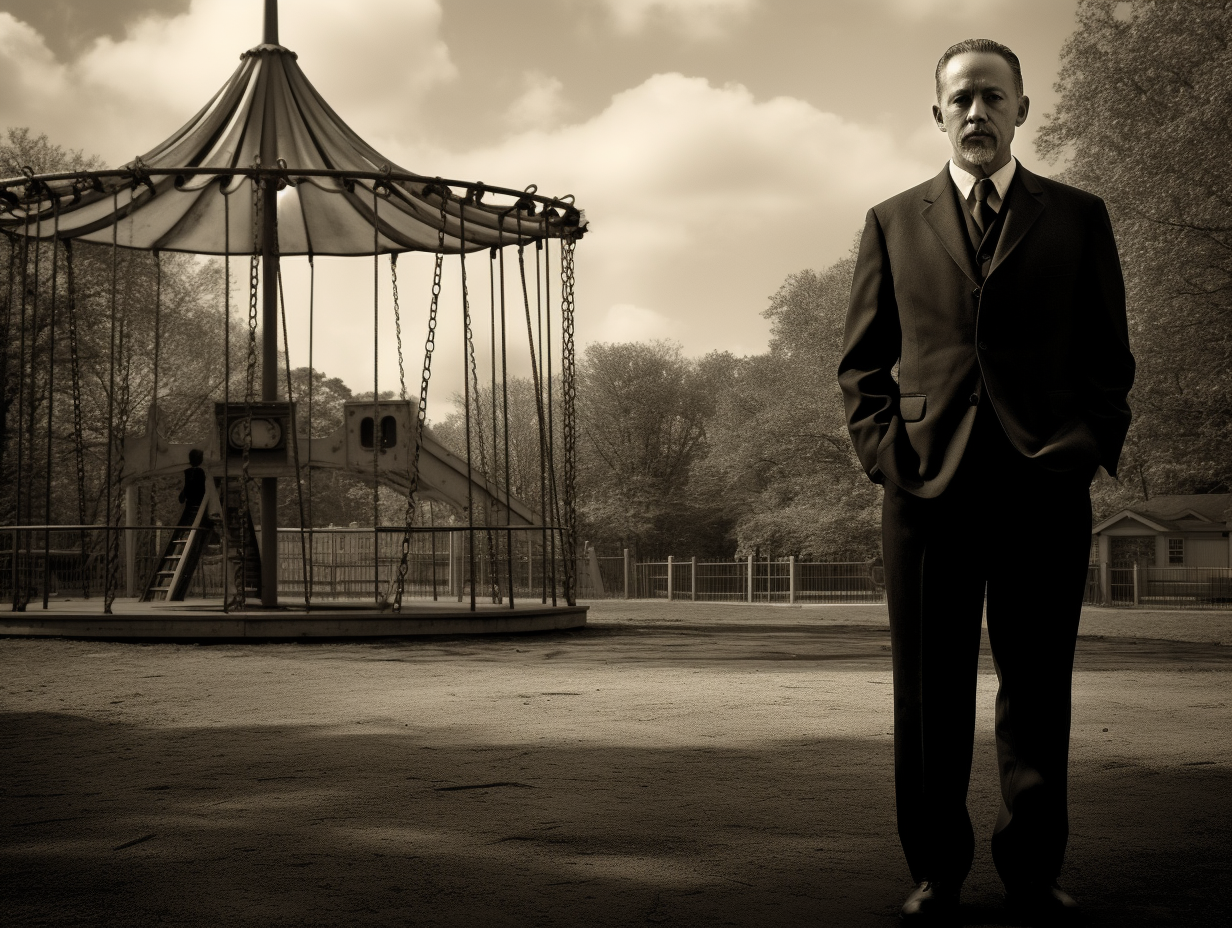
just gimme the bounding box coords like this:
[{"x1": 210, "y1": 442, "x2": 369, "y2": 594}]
[{"x1": 881, "y1": 410, "x2": 1093, "y2": 888}]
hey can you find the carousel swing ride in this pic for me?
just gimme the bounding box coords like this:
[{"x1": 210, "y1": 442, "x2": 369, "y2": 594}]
[{"x1": 0, "y1": 0, "x2": 587, "y2": 637}]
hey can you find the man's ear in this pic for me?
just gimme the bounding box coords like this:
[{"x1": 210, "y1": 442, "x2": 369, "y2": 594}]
[
  {"x1": 932, "y1": 103, "x2": 945, "y2": 130},
  {"x1": 1015, "y1": 95, "x2": 1030, "y2": 128}
]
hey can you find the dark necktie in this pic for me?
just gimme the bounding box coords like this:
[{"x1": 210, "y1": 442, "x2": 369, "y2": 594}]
[{"x1": 972, "y1": 178, "x2": 995, "y2": 235}]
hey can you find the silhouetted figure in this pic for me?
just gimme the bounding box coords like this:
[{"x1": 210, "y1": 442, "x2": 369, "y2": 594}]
[{"x1": 177, "y1": 449, "x2": 207, "y2": 526}]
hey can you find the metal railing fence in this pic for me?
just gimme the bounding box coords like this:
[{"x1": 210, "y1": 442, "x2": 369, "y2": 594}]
[
  {"x1": 1081, "y1": 564, "x2": 1232, "y2": 609},
  {"x1": 276, "y1": 526, "x2": 574, "y2": 605},
  {"x1": 598, "y1": 555, "x2": 1232, "y2": 610},
  {"x1": 616, "y1": 555, "x2": 884, "y2": 604},
  {"x1": 1082, "y1": 564, "x2": 1102, "y2": 605},
  {"x1": 8, "y1": 527, "x2": 1229, "y2": 610},
  {"x1": 0, "y1": 524, "x2": 576, "y2": 607}
]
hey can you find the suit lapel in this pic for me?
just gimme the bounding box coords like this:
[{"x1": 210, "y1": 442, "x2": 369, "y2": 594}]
[
  {"x1": 921, "y1": 165, "x2": 979, "y2": 285},
  {"x1": 989, "y1": 164, "x2": 1045, "y2": 275}
]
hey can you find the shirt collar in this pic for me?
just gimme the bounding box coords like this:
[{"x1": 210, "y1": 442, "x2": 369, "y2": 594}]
[{"x1": 948, "y1": 156, "x2": 1017, "y2": 205}]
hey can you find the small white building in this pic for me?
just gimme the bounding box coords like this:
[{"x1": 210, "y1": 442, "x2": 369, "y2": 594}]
[
  {"x1": 1093, "y1": 494, "x2": 1232, "y2": 569},
  {"x1": 1091, "y1": 494, "x2": 1232, "y2": 605}
]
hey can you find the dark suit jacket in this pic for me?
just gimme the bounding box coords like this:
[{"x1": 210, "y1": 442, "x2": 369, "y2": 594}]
[{"x1": 838, "y1": 162, "x2": 1134, "y2": 498}]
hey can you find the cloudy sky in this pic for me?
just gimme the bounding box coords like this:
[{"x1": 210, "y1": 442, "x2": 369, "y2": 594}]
[{"x1": 0, "y1": 0, "x2": 1084, "y2": 412}]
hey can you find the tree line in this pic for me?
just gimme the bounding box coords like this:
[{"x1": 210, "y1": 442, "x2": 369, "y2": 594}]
[{"x1": 3, "y1": 1, "x2": 1225, "y2": 558}]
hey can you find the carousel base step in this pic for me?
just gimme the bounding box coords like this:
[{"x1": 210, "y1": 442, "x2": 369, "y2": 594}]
[{"x1": 0, "y1": 600, "x2": 587, "y2": 640}]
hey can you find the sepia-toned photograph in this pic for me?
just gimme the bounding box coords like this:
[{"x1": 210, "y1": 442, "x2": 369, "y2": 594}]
[{"x1": 1, "y1": 1, "x2": 1228, "y2": 925}]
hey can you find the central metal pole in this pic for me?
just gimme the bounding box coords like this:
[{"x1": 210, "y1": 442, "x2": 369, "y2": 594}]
[
  {"x1": 259, "y1": 0, "x2": 280, "y2": 607},
  {"x1": 264, "y1": 0, "x2": 278, "y2": 45}
]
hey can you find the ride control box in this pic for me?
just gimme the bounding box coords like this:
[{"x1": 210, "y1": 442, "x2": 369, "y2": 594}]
[
  {"x1": 214, "y1": 402, "x2": 297, "y2": 476},
  {"x1": 342, "y1": 400, "x2": 416, "y2": 476}
]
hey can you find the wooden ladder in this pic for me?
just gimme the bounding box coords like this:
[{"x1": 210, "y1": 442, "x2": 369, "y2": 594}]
[{"x1": 141, "y1": 482, "x2": 218, "y2": 602}]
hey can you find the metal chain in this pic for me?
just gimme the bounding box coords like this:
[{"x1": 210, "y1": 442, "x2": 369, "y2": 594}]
[
  {"x1": 232, "y1": 171, "x2": 262, "y2": 609},
  {"x1": 272, "y1": 218, "x2": 311, "y2": 609},
  {"x1": 221, "y1": 182, "x2": 231, "y2": 614},
  {"x1": 462, "y1": 223, "x2": 499, "y2": 603},
  {"x1": 1, "y1": 234, "x2": 14, "y2": 528},
  {"x1": 63, "y1": 241, "x2": 90, "y2": 598},
  {"x1": 392, "y1": 254, "x2": 405, "y2": 401},
  {"x1": 516, "y1": 217, "x2": 552, "y2": 604},
  {"x1": 18, "y1": 209, "x2": 42, "y2": 610},
  {"x1": 560, "y1": 235, "x2": 579, "y2": 606},
  {"x1": 12, "y1": 220, "x2": 29, "y2": 610},
  {"x1": 391, "y1": 188, "x2": 447, "y2": 612},
  {"x1": 12, "y1": 216, "x2": 29, "y2": 608},
  {"x1": 1, "y1": 234, "x2": 15, "y2": 598},
  {"x1": 102, "y1": 192, "x2": 118, "y2": 615},
  {"x1": 41, "y1": 201, "x2": 61, "y2": 610},
  {"x1": 371, "y1": 186, "x2": 381, "y2": 606},
  {"x1": 105, "y1": 269, "x2": 132, "y2": 615}
]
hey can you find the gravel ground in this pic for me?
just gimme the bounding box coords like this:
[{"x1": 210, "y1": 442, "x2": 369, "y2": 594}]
[{"x1": 1, "y1": 600, "x2": 1228, "y2": 927}]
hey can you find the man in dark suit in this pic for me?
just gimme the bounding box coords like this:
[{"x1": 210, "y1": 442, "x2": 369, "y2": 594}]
[{"x1": 838, "y1": 39, "x2": 1134, "y2": 925}]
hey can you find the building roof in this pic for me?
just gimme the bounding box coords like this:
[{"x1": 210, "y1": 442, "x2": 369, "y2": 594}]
[
  {"x1": 1135, "y1": 493, "x2": 1232, "y2": 523},
  {"x1": 1093, "y1": 493, "x2": 1232, "y2": 535}
]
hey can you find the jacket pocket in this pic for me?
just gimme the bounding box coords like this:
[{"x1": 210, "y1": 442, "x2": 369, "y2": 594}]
[{"x1": 899, "y1": 394, "x2": 926, "y2": 422}]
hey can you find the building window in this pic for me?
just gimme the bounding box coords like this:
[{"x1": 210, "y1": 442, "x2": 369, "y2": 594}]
[
  {"x1": 1110, "y1": 535, "x2": 1156, "y2": 569},
  {"x1": 1168, "y1": 537, "x2": 1185, "y2": 566}
]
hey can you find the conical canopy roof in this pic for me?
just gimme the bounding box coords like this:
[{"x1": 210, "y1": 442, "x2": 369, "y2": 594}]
[{"x1": 0, "y1": 44, "x2": 582, "y2": 255}]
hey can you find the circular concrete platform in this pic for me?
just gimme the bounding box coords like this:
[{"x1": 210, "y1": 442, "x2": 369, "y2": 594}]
[{"x1": 0, "y1": 599, "x2": 587, "y2": 640}]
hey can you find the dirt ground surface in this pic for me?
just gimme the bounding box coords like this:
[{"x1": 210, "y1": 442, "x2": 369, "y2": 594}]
[{"x1": 2, "y1": 601, "x2": 1229, "y2": 927}]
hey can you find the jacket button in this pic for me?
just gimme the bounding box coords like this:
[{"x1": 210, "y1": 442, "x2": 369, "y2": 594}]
[
  {"x1": 968, "y1": 393, "x2": 980, "y2": 406},
  {"x1": 972, "y1": 287, "x2": 982, "y2": 300},
  {"x1": 979, "y1": 253, "x2": 991, "y2": 263},
  {"x1": 978, "y1": 340, "x2": 989, "y2": 351}
]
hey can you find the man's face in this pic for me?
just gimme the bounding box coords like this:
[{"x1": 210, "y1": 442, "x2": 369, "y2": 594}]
[{"x1": 932, "y1": 51, "x2": 1029, "y2": 176}]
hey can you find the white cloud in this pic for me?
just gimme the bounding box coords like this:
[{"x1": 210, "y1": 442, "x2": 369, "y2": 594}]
[
  {"x1": 505, "y1": 71, "x2": 569, "y2": 133},
  {"x1": 405, "y1": 73, "x2": 933, "y2": 355},
  {"x1": 0, "y1": 14, "x2": 70, "y2": 145},
  {"x1": 592, "y1": 0, "x2": 758, "y2": 39},
  {"x1": 0, "y1": 0, "x2": 454, "y2": 166},
  {"x1": 885, "y1": 0, "x2": 1011, "y2": 19},
  {"x1": 595, "y1": 304, "x2": 678, "y2": 343}
]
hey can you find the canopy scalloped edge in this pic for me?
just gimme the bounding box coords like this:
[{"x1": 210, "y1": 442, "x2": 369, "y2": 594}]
[{"x1": 0, "y1": 44, "x2": 585, "y2": 257}]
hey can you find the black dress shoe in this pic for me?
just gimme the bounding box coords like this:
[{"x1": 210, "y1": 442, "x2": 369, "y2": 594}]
[
  {"x1": 901, "y1": 881, "x2": 960, "y2": 924},
  {"x1": 1006, "y1": 883, "x2": 1081, "y2": 925}
]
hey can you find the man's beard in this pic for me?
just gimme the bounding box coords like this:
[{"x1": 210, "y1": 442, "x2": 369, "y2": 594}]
[{"x1": 960, "y1": 136, "x2": 997, "y2": 165}]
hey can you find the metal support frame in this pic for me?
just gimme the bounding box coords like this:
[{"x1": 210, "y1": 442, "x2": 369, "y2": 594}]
[
  {"x1": 259, "y1": 1, "x2": 280, "y2": 608},
  {"x1": 0, "y1": 0, "x2": 584, "y2": 615},
  {"x1": 125, "y1": 486, "x2": 138, "y2": 598}
]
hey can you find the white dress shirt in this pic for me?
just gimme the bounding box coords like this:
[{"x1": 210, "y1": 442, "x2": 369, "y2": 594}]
[{"x1": 949, "y1": 156, "x2": 1017, "y2": 214}]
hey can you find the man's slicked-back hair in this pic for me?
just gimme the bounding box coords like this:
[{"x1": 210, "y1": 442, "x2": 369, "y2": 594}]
[{"x1": 935, "y1": 38, "x2": 1023, "y2": 101}]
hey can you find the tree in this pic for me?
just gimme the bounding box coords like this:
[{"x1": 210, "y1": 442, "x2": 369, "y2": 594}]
[
  {"x1": 576, "y1": 341, "x2": 737, "y2": 557},
  {"x1": 1036, "y1": 0, "x2": 1232, "y2": 510},
  {"x1": 277, "y1": 368, "x2": 374, "y2": 528},
  {"x1": 1, "y1": 128, "x2": 232, "y2": 529},
  {"x1": 432, "y1": 376, "x2": 556, "y2": 521},
  {"x1": 696, "y1": 253, "x2": 882, "y2": 558}
]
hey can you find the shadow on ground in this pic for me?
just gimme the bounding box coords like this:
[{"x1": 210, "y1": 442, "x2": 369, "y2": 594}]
[{"x1": 2, "y1": 703, "x2": 1228, "y2": 927}]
